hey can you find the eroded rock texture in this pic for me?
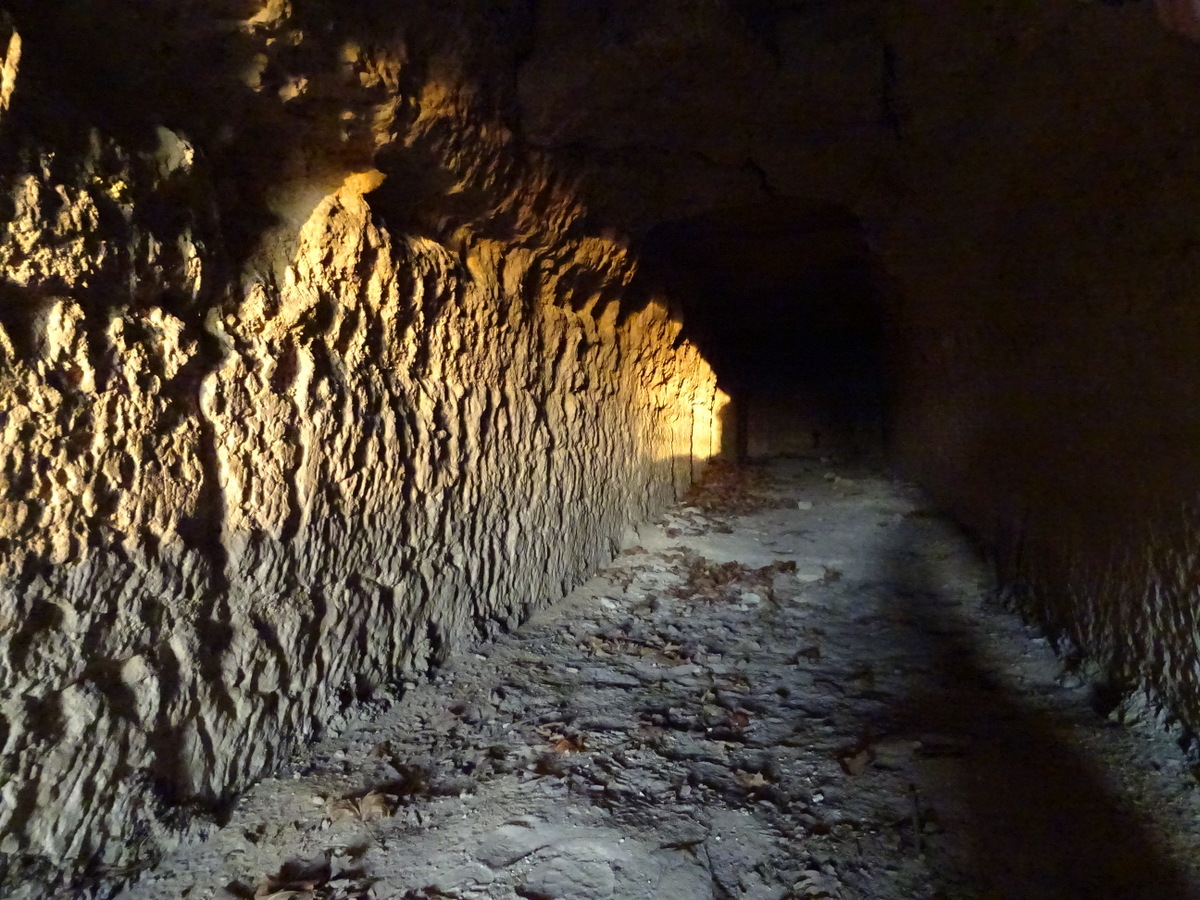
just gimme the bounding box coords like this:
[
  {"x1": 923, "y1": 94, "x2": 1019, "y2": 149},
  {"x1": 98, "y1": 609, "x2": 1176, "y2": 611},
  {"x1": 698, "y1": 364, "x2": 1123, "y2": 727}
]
[{"x1": 0, "y1": 2, "x2": 723, "y2": 887}]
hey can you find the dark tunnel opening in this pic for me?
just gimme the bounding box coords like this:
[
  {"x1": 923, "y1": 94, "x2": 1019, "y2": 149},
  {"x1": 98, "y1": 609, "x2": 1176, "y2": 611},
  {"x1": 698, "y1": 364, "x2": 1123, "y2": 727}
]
[{"x1": 637, "y1": 199, "x2": 891, "y2": 460}]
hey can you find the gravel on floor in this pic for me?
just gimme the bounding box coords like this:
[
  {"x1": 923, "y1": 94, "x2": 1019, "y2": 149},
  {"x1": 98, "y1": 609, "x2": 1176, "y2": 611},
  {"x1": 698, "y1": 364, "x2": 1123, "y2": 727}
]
[{"x1": 117, "y1": 459, "x2": 1200, "y2": 900}]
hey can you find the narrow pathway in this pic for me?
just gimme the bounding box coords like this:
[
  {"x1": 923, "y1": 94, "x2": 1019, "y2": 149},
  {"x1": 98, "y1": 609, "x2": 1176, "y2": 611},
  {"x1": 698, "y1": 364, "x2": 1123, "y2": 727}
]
[{"x1": 123, "y1": 461, "x2": 1200, "y2": 900}]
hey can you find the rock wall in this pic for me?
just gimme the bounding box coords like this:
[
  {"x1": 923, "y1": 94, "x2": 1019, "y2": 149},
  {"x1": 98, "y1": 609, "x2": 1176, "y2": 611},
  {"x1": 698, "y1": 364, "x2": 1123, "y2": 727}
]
[
  {"x1": 0, "y1": 1, "x2": 723, "y2": 887},
  {"x1": 882, "y1": 3, "x2": 1200, "y2": 738}
]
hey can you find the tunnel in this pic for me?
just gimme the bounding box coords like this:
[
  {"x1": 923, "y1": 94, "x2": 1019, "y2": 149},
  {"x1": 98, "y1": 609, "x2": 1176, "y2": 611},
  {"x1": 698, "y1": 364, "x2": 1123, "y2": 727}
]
[
  {"x1": 637, "y1": 200, "x2": 889, "y2": 459},
  {"x1": 4, "y1": 0, "x2": 1200, "y2": 896}
]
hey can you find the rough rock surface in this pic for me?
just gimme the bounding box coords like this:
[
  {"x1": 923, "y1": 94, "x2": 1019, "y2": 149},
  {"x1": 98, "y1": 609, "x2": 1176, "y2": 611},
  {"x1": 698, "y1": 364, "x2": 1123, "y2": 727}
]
[
  {"x1": 0, "y1": 2, "x2": 721, "y2": 889},
  {"x1": 119, "y1": 461, "x2": 1200, "y2": 900}
]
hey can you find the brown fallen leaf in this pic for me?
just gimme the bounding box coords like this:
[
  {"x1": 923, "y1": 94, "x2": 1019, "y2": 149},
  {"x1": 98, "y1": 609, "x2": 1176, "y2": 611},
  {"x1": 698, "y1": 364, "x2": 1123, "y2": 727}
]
[
  {"x1": 838, "y1": 746, "x2": 874, "y2": 776},
  {"x1": 794, "y1": 645, "x2": 821, "y2": 664},
  {"x1": 552, "y1": 734, "x2": 586, "y2": 754},
  {"x1": 254, "y1": 855, "x2": 331, "y2": 899},
  {"x1": 368, "y1": 740, "x2": 392, "y2": 758},
  {"x1": 728, "y1": 710, "x2": 751, "y2": 730},
  {"x1": 637, "y1": 722, "x2": 666, "y2": 742},
  {"x1": 733, "y1": 769, "x2": 769, "y2": 788},
  {"x1": 328, "y1": 789, "x2": 399, "y2": 823}
]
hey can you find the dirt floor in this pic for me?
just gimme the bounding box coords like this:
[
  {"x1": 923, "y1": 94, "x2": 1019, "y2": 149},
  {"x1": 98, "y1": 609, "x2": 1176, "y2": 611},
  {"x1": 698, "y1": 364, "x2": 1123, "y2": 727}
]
[{"x1": 114, "y1": 459, "x2": 1200, "y2": 900}]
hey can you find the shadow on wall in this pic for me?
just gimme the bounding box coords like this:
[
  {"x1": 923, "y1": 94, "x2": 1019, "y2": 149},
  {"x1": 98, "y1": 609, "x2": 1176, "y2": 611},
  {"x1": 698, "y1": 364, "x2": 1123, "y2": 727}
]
[
  {"x1": 635, "y1": 198, "x2": 891, "y2": 461},
  {"x1": 868, "y1": 516, "x2": 1192, "y2": 899},
  {"x1": 878, "y1": 0, "x2": 1200, "y2": 758}
]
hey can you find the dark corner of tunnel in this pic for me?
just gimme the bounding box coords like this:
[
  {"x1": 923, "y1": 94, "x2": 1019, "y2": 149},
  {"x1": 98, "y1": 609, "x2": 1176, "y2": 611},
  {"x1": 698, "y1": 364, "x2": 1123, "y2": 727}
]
[{"x1": 631, "y1": 196, "x2": 896, "y2": 463}]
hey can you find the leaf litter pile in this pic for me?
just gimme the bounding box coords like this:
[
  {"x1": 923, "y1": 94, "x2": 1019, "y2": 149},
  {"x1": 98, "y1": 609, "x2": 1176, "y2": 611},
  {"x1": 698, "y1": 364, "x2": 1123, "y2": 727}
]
[{"x1": 122, "y1": 460, "x2": 1200, "y2": 900}]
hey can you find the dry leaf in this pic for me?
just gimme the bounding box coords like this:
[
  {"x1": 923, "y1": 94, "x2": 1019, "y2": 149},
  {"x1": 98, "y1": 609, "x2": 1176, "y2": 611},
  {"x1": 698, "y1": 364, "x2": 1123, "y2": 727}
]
[
  {"x1": 794, "y1": 645, "x2": 821, "y2": 664},
  {"x1": 368, "y1": 740, "x2": 393, "y2": 759},
  {"x1": 552, "y1": 734, "x2": 585, "y2": 754},
  {"x1": 254, "y1": 854, "x2": 331, "y2": 900},
  {"x1": 733, "y1": 770, "x2": 769, "y2": 788},
  {"x1": 838, "y1": 747, "x2": 873, "y2": 776},
  {"x1": 357, "y1": 790, "x2": 398, "y2": 820},
  {"x1": 728, "y1": 710, "x2": 751, "y2": 730},
  {"x1": 637, "y1": 722, "x2": 666, "y2": 741},
  {"x1": 328, "y1": 789, "x2": 398, "y2": 822}
]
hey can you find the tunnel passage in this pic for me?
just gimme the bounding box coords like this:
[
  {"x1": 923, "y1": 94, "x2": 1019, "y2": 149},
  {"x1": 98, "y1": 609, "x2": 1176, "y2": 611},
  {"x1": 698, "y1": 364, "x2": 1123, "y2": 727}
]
[
  {"x1": 637, "y1": 200, "x2": 889, "y2": 459},
  {"x1": 9, "y1": 0, "x2": 1200, "y2": 893}
]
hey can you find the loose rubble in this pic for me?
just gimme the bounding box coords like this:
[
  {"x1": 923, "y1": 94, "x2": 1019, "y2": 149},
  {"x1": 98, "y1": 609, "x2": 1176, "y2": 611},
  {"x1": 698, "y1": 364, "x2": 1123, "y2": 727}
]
[{"x1": 118, "y1": 460, "x2": 1200, "y2": 900}]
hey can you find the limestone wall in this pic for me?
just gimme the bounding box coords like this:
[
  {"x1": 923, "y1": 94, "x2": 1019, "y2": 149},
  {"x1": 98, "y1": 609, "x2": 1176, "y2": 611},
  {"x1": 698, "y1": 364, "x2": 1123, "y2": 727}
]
[
  {"x1": 882, "y1": 3, "x2": 1200, "y2": 738},
  {"x1": 0, "y1": 2, "x2": 723, "y2": 887}
]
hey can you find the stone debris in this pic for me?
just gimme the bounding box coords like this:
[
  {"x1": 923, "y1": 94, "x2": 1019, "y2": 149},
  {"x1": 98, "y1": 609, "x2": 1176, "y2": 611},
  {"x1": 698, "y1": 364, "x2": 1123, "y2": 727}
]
[{"x1": 119, "y1": 461, "x2": 1200, "y2": 900}]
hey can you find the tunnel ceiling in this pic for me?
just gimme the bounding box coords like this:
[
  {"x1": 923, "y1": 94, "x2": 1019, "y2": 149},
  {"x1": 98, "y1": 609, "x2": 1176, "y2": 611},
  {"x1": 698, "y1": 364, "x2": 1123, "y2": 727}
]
[
  {"x1": 517, "y1": 0, "x2": 904, "y2": 233},
  {"x1": 516, "y1": 0, "x2": 1183, "y2": 244}
]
